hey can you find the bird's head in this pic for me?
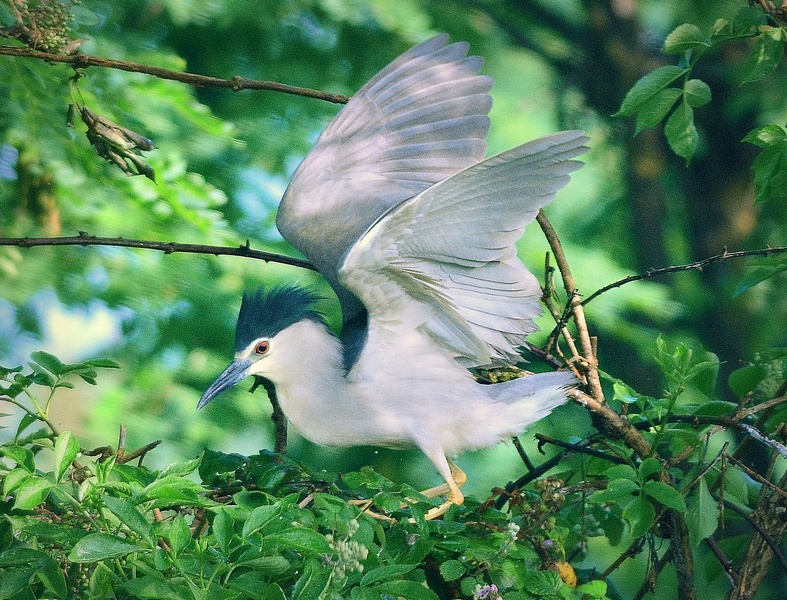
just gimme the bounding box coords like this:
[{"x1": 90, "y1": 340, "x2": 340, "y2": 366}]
[{"x1": 197, "y1": 286, "x2": 329, "y2": 409}]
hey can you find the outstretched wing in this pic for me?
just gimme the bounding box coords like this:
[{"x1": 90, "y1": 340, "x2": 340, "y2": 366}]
[
  {"x1": 277, "y1": 35, "x2": 493, "y2": 316},
  {"x1": 339, "y1": 131, "x2": 589, "y2": 367}
]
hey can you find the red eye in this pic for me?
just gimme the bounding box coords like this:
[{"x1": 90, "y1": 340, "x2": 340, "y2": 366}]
[{"x1": 255, "y1": 341, "x2": 270, "y2": 355}]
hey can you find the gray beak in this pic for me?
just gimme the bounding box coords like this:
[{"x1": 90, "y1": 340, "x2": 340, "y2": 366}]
[{"x1": 197, "y1": 359, "x2": 252, "y2": 410}]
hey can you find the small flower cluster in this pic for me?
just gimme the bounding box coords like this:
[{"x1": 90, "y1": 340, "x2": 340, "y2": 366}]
[
  {"x1": 6, "y1": 0, "x2": 81, "y2": 54},
  {"x1": 324, "y1": 519, "x2": 369, "y2": 580},
  {"x1": 473, "y1": 583, "x2": 502, "y2": 600}
]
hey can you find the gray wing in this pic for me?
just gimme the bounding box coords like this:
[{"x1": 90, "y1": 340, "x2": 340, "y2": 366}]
[
  {"x1": 276, "y1": 35, "x2": 493, "y2": 318},
  {"x1": 339, "y1": 131, "x2": 589, "y2": 367}
]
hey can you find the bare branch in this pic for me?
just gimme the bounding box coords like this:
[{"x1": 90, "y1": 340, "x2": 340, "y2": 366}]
[
  {"x1": 0, "y1": 45, "x2": 350, "y2": 104},
  {"x1": 582, "y1": 246, "x2": 787, "y2": 306},
  {"x1": 536, "y1": 210, "x2": 605, "y2": 402},
  {"x1": 0, "y1": 233, "x2": 316, "y2": 271}
]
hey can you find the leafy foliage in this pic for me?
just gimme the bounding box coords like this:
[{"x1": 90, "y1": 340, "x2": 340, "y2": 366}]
[
  {"x1": 617, "y1": 5, "x2": 787, "y2": 194},
  {"x1": 2, "y1": 1, "x2": 787, "y2": 599},
  {"x1": 2, "y1": 345, "x2": 786, "y2": 598},
  {"x1": 1, "y1": 356, "x2": 616, "y2": 599}
]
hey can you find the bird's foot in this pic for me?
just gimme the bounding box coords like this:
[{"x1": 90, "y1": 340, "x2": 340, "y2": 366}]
[{"x1": 347, "y1": 498, "x2": 396, "y2": 523}]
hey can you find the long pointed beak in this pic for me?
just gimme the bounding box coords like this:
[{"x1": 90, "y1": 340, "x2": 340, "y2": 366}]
[{"x1": 197, "y1": 359, "x2": 252, "y2": 410}]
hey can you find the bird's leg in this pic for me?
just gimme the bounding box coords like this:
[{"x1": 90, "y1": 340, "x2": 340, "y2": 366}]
[
  {"x1": 347, "y1": 498, "x2": 396, "y2": 523},
  {"x1": 422, "y1": 457, "x2": 467, "y2": 520}
]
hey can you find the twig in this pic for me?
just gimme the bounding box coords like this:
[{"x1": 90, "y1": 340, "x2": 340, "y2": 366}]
[
  {"x1": 534, "y1": 433, "x2": 627, "y2": 464},
  {"x1": 116, "y1": 424, "x2": 126, "y2": 462},
  {"x1": 0, "y1": 45, "x2": 349, "y2": 104},
  {"x1": 0, "y1": 233, "x2": 317, "y2": 271},
  {"x1": 725, "y1": 454, "x2": 787, "y2": 500},
  {"x1": 705, "y1": 537, "x2": 738, "y2": 587},
  {"x1": 511, "y1": 435, "x2": 536, "y2": 471},
  {"x1": 251, "y1": 376, "x2": 288, "y2": 454},
  {"x1": 536, "y1": 210, "x2": 605, "y2": 402},
  {"x1": 600, "y1": 537, "x2": 646, "y2": 579},
  {"x1": 582, "y1": 246, "x2": 787, "y2": 306},
  {"x1": 717, "y1": 493, "x2": 787, "y2": 571}
]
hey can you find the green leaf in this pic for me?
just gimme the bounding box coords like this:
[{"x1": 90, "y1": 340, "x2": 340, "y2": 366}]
[
  {"x1": 687, "y1": 477, "x2": 719, "y2": 544},
  {"x1": 159, "y1": 456, "x2": 202, "y2": 478},
  {"x1": 638, "y1": 457, "x2": 663, "y2": 480},
  {"x1": 2, "y1": 468, "x2": 31, "y2": 496},
  {"x1": 635, "y1": 87, "x2": 681, "y2": 134},
  {"x1": 734, "y1": 258, "x2": 787, "y2": 295},
  {"x1": 743, "y1": 124, "x2": 787, "y2": 147},
  {"x1": 665, "y1": 100, "x2": 698, "y2": 163},
  {"x1": 376, "y1": 580, "x2": 440, "y2": 600},
  {"x1": 643, "y1": 480, "x2": 687, "y2": 512},
  {"x1": 119, "y1": 575, "x2": 179, "y2": 599},
  {"x1": 623, "y1": 495, "x2": 656, "y2": 539},
  {"x1": 142, "y1": 475, "x2": 206, "y2": 506},
  {"x1": 89, "y1": 562, "x2": 116, "y2": 598},
  {"x1": 263, "y1": 528, "x2": 332, "y2": 554},
  {"x1": 742, "y1": 28, "x2": 785, "y2": 83},
  {"x1": 373, "y1": 491, "x2": 404, "y2": 514},
  {"x1": 0, "y1": 517, "x2": 12, "y2": 552},
  {"x1": 732, "y1": 6, "x2": 768, "y2": 34},
  {"x1": 229, "y1": 571, "x2": 279, "y2": 598},
  {"x1": 750, "y1": 143, "x2": 787, "y2": 204},
  {"x1": 84, "y1": 358, "x2": 121, "y2": 369},
  {"x1": 30, "y1": 351, "x2": 64, "y2": 376},
  {"x1": 212, "y1": 508, "x2": 234, "y2": 554},
  {"x1": 0, "y1": 446, "x2": 36, "y2": 472},
  {"x1": 69, "y1": 533, "x2": 145, "y2": 562},
  {"x1": 361, "y1": 563, "x2": 419, "y2": 586},
  {"x1": 291, "y1": 558, "x2": 331, "y2": 600},
  {"x1": 439, "y1": 559, "x2": 465, "y2": 582},
  {"x1": 589, "y1": 478, "x2": 639, "y2": 504},
  {"x1": 236, "y1": 554, "x2": 291, "y2": 575},
  {"x1": 616, "y1": 66, "x2": 688, "y2": 116},
  {"x1": 663, "y1": 24, "x2": 708, "y2": 54},
  {"x1": 103, "y1": 495, "x2": 156, "y2": 547},
  {"x1": 604, "y1": 464, "x2": 637, "y2": 481},
  {"x1": 53, "y1": 430, "x2": 80, "y2": 483},
  {"x1": 729, "y1": 363, "x2": 768, "y2": 398},
  {"x1": 710, "y1": 18, "x2": 732, "y2": 41},
  {"x1": 522, "y1": 570, "x2": 563, "y2": 595},
  {"x1": 577, "y1": 579, "x2": 608, "y2": 598},
  {"x1": 167, "y1": 514, "x2": 191, "y2": 557},
  {"x1": 37, "y1": 556, "x2": 68, "y2": 599},
  {"x1": 683, "y1": 79, "x2": 711, "y2": 108},
  {"x1": 13, "y1": 475, "x2": 54, "y2": 510},
  {"x1": 241, "y1": 504, "x2": 281, "y2": 538}
]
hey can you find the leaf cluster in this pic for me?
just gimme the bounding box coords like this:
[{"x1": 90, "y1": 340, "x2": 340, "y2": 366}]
[
  {"x1": 616, "y1": 6, "x2": 787, "y2": 205},
  {"x1": 3, "y1": 344, "x2": 787, "y2": 598},
  {"x1": 0, "y1": 354, "x2": 616, "y2": 600}
]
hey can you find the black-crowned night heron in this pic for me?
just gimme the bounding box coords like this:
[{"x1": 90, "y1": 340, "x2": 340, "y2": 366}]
[{"x1": 198, "y1": 35, "x2": 588, "y2": 519}]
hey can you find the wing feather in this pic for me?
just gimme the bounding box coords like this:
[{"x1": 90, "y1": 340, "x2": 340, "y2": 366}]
[
  {"x1": 276, "y1": 36, "x2": 493, "y2": 317},
  {"x1": 339, "y1": 131, "x2": 589, "y2": 366}
]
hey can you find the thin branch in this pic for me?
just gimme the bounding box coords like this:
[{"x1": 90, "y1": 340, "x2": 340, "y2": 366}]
[
  {"x1": 536, "y1": 210, "x2": 605, "y2": 403},
  {"x1": 534, "y1": 433, "x2": 628, "y2": 464},
  {"x1": 0, "y1": 45, "x2": 350, "y2": 104},
  {"x1": 0, "y1": 233, "x2": 316, "y2": 271},
  {"x1": 582, "y1": 246, "x2": 787, "y2": 306}
]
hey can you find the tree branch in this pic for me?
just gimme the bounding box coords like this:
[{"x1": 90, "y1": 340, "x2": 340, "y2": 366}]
[
  {"x1": 582, "y1": 246, "x2": 787, "y2": 306},
  {"x1": 0, "y1": 233, "x2": 316, "y2": 271},
  {"x1": 0, "y1": 45, "x2": 350, "y2": 104},
  {"x1": 536, "y1": 210, "x2": 605, "y2": 402}
]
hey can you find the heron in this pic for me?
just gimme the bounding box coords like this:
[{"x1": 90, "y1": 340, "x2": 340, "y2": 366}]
[{"x1": 198, "y1": 35, "x2": 588, "y2": 519}]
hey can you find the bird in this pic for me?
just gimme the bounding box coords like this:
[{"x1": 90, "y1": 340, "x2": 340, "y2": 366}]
[{"x1": 198, "y1": 35, "x2": 588, "y2": 519}]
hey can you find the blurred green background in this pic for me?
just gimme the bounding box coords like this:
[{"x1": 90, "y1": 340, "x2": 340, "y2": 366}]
[{"x1": 1, "y1": 1, "x2": 786, "y2": 596}]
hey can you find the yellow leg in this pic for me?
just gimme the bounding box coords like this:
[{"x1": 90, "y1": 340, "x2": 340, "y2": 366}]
[
  {"x1": 346, "y1": 458, "x2": 467, "y2": 522},
  {"x1": 422, "y1": 459, "x2": 467, "y2": 520},
  {"x1": 347, "y1": 498, "x2": 396, "y2": 523}
]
